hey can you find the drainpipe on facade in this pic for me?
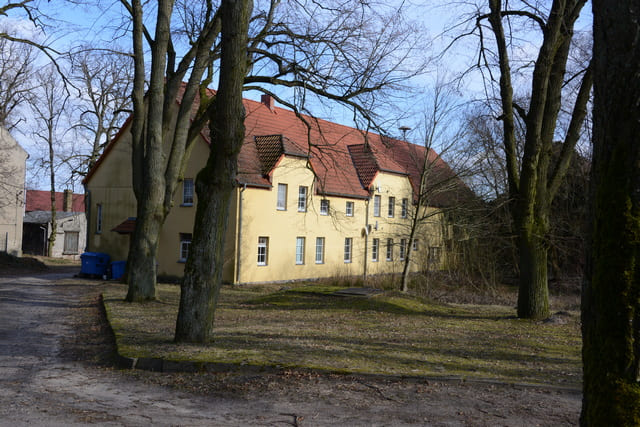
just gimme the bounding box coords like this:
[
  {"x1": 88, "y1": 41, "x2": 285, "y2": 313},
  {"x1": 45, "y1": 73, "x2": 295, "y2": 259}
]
[
  {"x1": 234, "y1": 183, "x2": 247, "y2": 285},
  {"x1": 363, "y1": 192, "x2": 371, "y2": 283}
]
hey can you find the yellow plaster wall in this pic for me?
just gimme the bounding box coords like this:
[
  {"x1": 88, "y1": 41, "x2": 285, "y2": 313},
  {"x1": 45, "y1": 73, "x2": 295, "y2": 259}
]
[
  {"x1": 85, "y1": 127, "x2": 136, "y2": 262},
  {"x1": 233, "y1": 158, "x2": 444, "y2": 284},
  {"x1": 87, "y1": 131, "x2": 446, "y2": 282}
]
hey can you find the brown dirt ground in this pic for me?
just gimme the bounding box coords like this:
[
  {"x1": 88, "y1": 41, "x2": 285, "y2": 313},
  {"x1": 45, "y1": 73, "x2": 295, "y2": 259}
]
[{"x1": 2, "y1": 257, "x2": 582, "y2": 425}]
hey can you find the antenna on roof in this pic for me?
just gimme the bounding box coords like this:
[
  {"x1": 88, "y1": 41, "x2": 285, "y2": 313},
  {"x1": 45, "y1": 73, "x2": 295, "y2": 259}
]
[{"x1": 399, "y1": 126, "x2": 411, "y2": 140}]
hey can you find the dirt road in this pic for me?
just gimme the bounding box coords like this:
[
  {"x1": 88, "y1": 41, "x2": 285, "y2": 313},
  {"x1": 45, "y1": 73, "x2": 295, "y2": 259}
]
[{"x1": 0, "y1": 270, "x2": 582, "y2": 426}]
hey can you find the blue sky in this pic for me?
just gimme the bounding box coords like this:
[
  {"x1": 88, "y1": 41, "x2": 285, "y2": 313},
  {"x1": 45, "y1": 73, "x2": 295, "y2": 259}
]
[{"x1": 3, "y1": 0, "x2": 593, "y2": 191}]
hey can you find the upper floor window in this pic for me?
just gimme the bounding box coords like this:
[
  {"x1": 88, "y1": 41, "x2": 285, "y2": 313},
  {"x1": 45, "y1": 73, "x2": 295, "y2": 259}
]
[
  {"x1": 320, "y1": 199, "x2": 330, "y2": 215},
  {"x1": 372, "y1": 238, "x2": 379, "y2": 262},
  {"x1": 257, "y1": 236, "x2": 269, "y2": 265},
  {"x1": 277, "y1": 183, "x2": 287, "y2": 210},
  {"x1": 345, "y1": 201, "x2": 354, "y2": 216},
  {"x1": 182, "y1": 178, "x2": 194, "y2": 205},
  {"x1": 298, "y1": 186, "x2": 308, "y2": 212},
  {"x1": 296, "y1": 236, "x2": 305, "y2": 265},
  {"x1": 386, "y1": 238, "x2": 394, "y2": 261},
  {"x1": 315, "y1": 237, "x2": 325, "y2": 264},
  {"x1": 344, "y1": 237, "x2": 352, "y2": 263},
  {"x1": 401, "y1": 198, "x2": 408, "y2": 218},
  {"x1": 373, "y1": 195, "x2": 381, "y2": 217},
  {"x1": 179, "y1": 233, "x2": 192, "y2": 262},
  {"x1": 96, "y1": 203, "x2": 103, "y2": 233},
  {"x1": 388, "y1": 196, "x2": 395, "y2": 217}
]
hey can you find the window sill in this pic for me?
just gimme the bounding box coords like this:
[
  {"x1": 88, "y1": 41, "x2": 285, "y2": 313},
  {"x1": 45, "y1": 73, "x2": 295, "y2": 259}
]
[
  {"x1": 178, "y1": 259, "x2": 187, "y2": 263},
  {"x1": 180, "y1": 203, "x2": 193, "y2": 207}
]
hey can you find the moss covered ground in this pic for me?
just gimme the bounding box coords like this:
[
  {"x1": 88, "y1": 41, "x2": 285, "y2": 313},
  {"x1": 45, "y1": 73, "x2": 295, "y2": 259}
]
[{"x1": 103, "y1": 282, "x2": 581, "y2": 387}]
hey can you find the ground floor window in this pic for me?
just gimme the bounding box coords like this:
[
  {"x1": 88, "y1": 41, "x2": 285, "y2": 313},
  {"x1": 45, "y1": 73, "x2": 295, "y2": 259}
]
[
  {"x1": 344, "y1": 237, "x2": 352, "y2": 263},
  {"x1": 296, "y1": 236, "x2": 305, "y2": 264},
  {"x1": 179, "y1": 233, "x2": 192, "y2": 262},
  {"x1": 63, "y1": 231, "x2": 79, "y2": 254},
  {"x1": 315, "y1": 237, "x2": 325, "y2": 264},
  {"x1": 257, "y1": 236, "x2": 269, "y2": 265},
  {"x1": 386, "y1": 238, "x2": 393, "y2": 261},
  {"x1": 372, "y1": 238, "x2": 379, "y2": 262},
  {"x1": 428, "y1": 246, "x2": 442, "y2": 266},
  {"x1": 399, "y1": 238, "x2": 407, "y2": 261}
]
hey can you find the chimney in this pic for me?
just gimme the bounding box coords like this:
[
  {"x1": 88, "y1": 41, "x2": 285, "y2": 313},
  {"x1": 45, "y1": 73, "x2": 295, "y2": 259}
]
[
  {"x1": 261, "y1": 94, "x2": 274, "y2": 110},
  {"x1": 63, "y1": 189, "x2": 73, "y2": 212}
]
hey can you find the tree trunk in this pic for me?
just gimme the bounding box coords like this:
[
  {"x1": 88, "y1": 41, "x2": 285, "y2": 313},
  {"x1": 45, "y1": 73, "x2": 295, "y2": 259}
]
[
  {"x1": 581, "y1": 1, "x2": 640, "y2": 424},
  {"x1": 516, "y1": 224, "x2": 549, "y2": 319},
  {"x1": 174, "y1": 0, "x2": 252, "y2": 343},
  {"x1": 125, "y1": 202, "x2": 163, "y2": 301}
]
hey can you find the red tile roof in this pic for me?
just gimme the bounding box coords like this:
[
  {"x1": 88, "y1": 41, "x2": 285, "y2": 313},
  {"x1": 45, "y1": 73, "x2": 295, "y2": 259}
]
[
  {"x1": 111, "y1": 217, "x2": 136, "y2": 234},
  {"x1": 86, "y1": 85, "x2": 472, "y2": 206},
  {"x1": 25, "y1": 190, "x2": 85, "y2": 212}
]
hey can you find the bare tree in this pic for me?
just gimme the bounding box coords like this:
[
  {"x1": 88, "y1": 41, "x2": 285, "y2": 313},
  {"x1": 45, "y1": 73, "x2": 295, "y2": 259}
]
[
  {"x1": 0, "y1": 34, "x2": 38, "y2": 130},
  {"x1": 68, "y1": 48, "x2": 132, "y2": 180},
  {"x1": 174, "y1": 0, "x2": 252, "y2": 343},
  {"x1": 120, "y1": 0, "x2": 423, "y2": 304},
  {"x1": 462, "y1": 0, "x2": 593, "y2": 319},
  {"x1": 29, "y1": 65, "x2": 70, "y2": 255},
  {"x1": 581, "y1": 1, "x2": 640, "y2": 423},
  {"x1": 398, "y1": 81, "x2": 474, "y2": 292}
]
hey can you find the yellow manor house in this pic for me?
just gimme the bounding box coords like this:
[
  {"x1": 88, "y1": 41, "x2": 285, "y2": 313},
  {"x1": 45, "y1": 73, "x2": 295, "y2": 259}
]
[{"x1": 84, "y1": 93, "x2": 469, "y2": 284}]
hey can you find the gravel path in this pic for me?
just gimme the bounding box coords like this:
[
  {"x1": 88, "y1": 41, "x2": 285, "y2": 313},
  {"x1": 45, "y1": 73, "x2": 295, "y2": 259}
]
[{"x1": 0, "y1": 270, "x2": 582, "y2": 426}]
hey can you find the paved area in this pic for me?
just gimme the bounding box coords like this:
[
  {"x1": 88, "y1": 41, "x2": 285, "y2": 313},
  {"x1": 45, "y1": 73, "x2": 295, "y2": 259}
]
[
  {"x1": 0, "y1": 272, "x2": 274, "y2": 426},
  {"x1": 0, "y1": 270, "x2": 582, "y2": 426}
]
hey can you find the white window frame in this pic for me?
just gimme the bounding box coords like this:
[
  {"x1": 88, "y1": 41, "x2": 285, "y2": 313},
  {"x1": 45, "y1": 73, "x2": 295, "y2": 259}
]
[
  {"x1": 399, "y1": 238, "x2": 407, "y2": 261},
  {"x1": 372, "y1": 238, "x2": 379, "y2": 262},
  {"x1": 298, "y1": 186, "x2": 308, "y2": 212},
  {"x1": 315, "y1": 237, "x2": 325, "y2": 264},
  {"x1": 401, "y1": 198, "x2": 408, "y2": 218},
  {"x1": 96, "y1": 204, "x2": 102, "y2": 234},
  {"x1": 257, "y1": 236, "x2": 269, "y2": 266},
  {"x1": 182, "y1": 178, "x2": 194, "y2": 206},
  {"x1": 179, "y1": 233, "x2": 192, "y2": 262},
  {"x1": 277, "y1": 183, "x2": 287, "y2": 210},
  {"x1": 373, "y1": 195, "x2": 381, "y2": 217},
  {"x1": 296, "y1": 236, "x2": 305, "y2": 265},
  {"x1": 388, "y1": 196, "x2": 395, "y2": 218},
  {"x1": 412, "y1": 238, "x2": 419, "y2": 251},
  {"x1": 345, "y1": 201, "x2": 354, "y2": 217},
  {"x1": 344, "y1": 237, "x2": 352, "y2": 263},
  {"x1": 320, "y1": 199, "x2": 330, "y2": 215},
  {"x1": 386, "y1": 238, "x2": 394, "y2": 261}
]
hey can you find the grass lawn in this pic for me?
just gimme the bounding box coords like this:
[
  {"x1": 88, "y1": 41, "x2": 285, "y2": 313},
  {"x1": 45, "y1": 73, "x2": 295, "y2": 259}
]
[{"x1": 102, "y1": 282, "x2": 581, "y2": 388}]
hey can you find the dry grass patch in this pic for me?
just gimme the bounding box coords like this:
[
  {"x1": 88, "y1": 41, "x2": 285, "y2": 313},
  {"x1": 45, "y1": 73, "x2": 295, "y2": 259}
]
[{"x1": 103, "y1": 282, "x2": 581, "y2": 387}]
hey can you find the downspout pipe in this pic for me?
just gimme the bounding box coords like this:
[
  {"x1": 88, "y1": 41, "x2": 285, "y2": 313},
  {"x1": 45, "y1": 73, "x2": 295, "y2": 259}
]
[
  {"x1": 235, "y1": 183, "x2": 247, "y2": 285},
  {"x1": 363, "y1": 189, "x2": 372, "y2": 282}
]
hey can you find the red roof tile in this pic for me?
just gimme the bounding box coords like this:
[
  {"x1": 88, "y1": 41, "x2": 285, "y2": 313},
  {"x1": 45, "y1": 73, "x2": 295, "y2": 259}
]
[
  {"x1": 25, "y1": 190, "x2": 85, "y2": 212},
  {"x1": 86, "y1": 84, "x2": 471, "y2": 205},
  {"x1": 111, "y1": 217, "x2": 136, "y2": 234}
]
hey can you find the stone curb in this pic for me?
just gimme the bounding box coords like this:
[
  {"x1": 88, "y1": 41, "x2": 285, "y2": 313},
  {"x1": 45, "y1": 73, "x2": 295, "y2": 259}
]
[{"x1": 100, "y1": 294, "x2": 582, "y2": 395}]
